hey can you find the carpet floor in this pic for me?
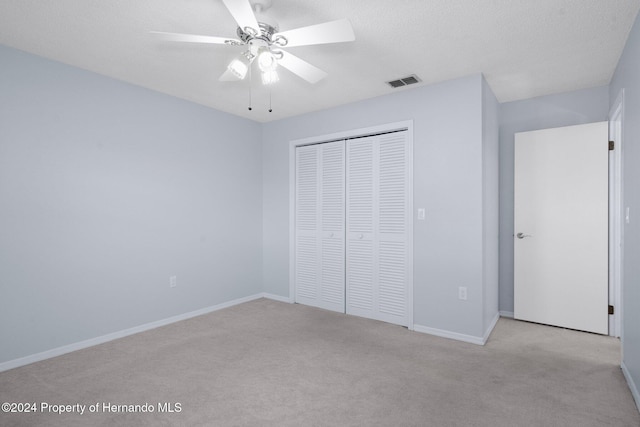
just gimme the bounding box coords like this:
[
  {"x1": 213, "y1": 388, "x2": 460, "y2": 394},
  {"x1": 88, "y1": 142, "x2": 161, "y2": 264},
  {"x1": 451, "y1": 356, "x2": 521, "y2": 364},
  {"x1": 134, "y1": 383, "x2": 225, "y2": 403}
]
[{"x1": 1, "y1": 298, "x2": 638, "y2": 426}]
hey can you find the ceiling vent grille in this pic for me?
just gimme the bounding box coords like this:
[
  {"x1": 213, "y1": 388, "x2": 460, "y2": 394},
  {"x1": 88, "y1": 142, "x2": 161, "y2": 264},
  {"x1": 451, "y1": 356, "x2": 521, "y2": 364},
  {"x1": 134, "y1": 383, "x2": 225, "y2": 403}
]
[{"x1": 387, "y1": 74, "x2": 421, "y2": 88}]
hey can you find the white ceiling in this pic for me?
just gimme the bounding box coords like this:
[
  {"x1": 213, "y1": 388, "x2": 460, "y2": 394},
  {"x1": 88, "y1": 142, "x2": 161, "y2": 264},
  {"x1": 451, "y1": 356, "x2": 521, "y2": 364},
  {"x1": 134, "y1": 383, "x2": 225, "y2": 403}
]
[{"x1": 1, "y1": 0, "x2": 639, "y2": 123}]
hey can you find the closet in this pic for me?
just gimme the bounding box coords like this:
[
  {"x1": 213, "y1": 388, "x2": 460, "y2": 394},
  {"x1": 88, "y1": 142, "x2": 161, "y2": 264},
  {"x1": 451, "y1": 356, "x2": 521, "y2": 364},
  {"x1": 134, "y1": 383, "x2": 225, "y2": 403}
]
[{"x1": 294, "y1": 127, "x2": 412, "y2": 327}]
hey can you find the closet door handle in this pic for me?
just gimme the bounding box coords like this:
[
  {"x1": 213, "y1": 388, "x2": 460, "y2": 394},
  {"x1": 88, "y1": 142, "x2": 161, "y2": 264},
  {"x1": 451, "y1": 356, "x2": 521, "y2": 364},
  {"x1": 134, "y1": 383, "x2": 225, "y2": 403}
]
[{"x1": 358, "y1": 234, "x2": 364, "y2": 239}]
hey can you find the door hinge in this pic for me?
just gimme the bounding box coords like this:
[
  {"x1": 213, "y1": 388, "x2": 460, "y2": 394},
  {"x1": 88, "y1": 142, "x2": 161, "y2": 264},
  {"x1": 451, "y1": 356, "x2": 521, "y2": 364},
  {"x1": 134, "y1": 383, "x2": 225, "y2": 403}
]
[
  {"x1": 609, "y1": 141, "x2": 615, "y2": 151},
  {"x1": 608, "y1": 305, "x2": 614, "y2": 315}
]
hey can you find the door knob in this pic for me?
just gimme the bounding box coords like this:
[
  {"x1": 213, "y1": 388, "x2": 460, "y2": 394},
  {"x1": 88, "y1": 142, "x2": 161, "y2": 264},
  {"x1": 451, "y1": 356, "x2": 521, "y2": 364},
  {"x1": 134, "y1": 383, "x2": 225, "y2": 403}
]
[{"x1": 516, "y1": 232, "x2": 532, "y2": 239}]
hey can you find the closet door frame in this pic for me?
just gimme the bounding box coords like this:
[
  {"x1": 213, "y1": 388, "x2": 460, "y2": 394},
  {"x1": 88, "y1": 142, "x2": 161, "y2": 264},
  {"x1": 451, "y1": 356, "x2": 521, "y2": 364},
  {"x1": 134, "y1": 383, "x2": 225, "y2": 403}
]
[{"x1": 288, "y1": 120, "x2": 414, "y2": 330}]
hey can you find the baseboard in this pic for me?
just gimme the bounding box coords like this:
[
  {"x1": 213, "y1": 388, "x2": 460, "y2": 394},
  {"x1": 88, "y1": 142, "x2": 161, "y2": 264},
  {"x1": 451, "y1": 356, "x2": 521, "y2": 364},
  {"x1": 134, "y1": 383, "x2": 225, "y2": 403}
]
[
  {"x1": 0, "y1": 293, "x2": 264, "y2": 373},
  {"x1": 483, "y1": 312, "x2": 500, "y2": 343},
  {"x1": 499, "y1": 310, "x2": 514, "y2": 318},
  {"x1": 414, "y1": 312, "x2": 499, "y2": 346},
  {"x1": 622, "y1": 361, "x2": 640, "y2": 413},
  {"x1": 261, "y1": 292, "x2": 293, "y2": 303},
  {"x1": 413, "y1": 324, "x2": 485, "y2": 346}
]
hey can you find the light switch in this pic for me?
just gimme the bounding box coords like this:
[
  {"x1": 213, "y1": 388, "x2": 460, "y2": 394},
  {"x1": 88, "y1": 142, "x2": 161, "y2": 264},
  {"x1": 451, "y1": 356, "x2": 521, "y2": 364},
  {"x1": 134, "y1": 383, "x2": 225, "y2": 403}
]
[
  {"x1": 418, "y1": 208, "x2": 425, "y2": 220},
  {"x1": 626, "y1": 207, "x2": 631, "y2": 224}
]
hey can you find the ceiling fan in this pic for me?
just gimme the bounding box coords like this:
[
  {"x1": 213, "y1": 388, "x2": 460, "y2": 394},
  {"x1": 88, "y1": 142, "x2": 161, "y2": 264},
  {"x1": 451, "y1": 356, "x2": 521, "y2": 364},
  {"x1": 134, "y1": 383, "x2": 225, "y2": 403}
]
[{"x1": 151, "y1": 0, "x2": 355, "y2": 86}]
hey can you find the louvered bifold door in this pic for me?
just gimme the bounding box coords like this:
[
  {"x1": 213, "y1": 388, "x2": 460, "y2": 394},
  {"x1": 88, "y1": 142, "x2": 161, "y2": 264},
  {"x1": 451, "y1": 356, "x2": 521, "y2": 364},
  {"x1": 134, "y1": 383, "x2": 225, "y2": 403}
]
[
  {"x1": 346, "y1": 132, "x2": 410, "y2": 326},
  {"x1": 295, "y1": 141, "x2": 345, "y2": 312},
  {"x1": 319, "y1": 141, "x2": 346, "y2": 311}
]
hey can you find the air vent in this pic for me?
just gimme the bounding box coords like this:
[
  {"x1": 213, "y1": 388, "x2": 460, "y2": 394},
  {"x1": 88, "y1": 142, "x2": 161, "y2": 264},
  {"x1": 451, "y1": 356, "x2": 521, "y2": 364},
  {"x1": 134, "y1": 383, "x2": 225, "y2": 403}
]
[{"x1": 386, "y1": 74, "x2": 422, "y2": 88}]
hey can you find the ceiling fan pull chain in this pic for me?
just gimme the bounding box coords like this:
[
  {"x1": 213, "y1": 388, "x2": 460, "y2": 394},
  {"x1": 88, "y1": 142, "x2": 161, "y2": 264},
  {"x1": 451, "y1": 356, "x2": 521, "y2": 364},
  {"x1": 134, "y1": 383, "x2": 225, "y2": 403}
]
[
  {"x1": 269, "y1": 89, "x2": 273, "y2": 113},
  {"x1": 248, "y1": 62, "x2": 253, "y2": 111}
]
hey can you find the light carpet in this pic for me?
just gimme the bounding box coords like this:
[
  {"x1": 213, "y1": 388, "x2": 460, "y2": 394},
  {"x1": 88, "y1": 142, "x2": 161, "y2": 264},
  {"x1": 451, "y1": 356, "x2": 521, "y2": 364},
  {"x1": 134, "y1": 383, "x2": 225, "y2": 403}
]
[{"x1": 1, "y1": 298, "x2": 638, "y2": 426}]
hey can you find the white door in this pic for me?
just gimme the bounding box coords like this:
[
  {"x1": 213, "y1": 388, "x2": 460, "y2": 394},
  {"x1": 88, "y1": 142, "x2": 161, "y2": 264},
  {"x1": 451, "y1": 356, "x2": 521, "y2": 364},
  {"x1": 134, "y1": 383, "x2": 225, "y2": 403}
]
[
  {"x1": 514, "y1": 122, "x2": 608, "y2": 334},
  {"x1": 294, "y1": 141, "x2": 345, "y2": 312},
  {"x1": 346, "y1": 131, "x2": 411, "y2": 326}
]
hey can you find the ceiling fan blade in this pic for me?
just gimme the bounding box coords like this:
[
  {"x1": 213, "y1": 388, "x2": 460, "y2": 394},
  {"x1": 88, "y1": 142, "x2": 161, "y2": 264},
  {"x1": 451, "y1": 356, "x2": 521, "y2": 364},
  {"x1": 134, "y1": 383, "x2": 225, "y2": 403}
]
[
  {"x1": 274, "y1": 19, "x2": 355, "y2": 48},
  {"x1": 151, "y1": 31, "x2": 241, "y2": 45},
  {"x1": 277, "y1": 51, "x2": 328, "y2": 84},
  {"x1": 222, "y1": 0, "x2": 260, "y2": 34}
]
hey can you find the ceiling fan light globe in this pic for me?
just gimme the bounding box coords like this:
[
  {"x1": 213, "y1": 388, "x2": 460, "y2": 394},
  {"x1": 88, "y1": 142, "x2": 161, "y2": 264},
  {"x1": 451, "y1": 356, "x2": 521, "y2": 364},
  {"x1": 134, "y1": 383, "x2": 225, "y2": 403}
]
[
  {"x1": 228, "y1": 59, "x2": 248, "y2": 79},
  {"x1": 257, "y1": 49, "x2": 277, "y2": 72}
]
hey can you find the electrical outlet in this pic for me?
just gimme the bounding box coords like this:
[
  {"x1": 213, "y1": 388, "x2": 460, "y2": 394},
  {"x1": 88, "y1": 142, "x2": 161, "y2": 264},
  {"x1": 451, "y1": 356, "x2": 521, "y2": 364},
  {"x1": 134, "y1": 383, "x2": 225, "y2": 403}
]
[
  {"x1": 458, "y1": 286, "x2": 467, "y2": 301},
  {"x1": 170, "y1": 276, "x2": 177, "y2": 288}
]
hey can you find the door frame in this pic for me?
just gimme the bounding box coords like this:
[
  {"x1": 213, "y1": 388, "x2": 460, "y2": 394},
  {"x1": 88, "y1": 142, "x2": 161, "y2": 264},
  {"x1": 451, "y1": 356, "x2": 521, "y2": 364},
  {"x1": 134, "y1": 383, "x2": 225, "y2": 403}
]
[
  {"x1": 609, "y1": 89, "x2": 625, "y2": 338},
  {"x1": 288, "y1": 120, "x2": 414, "y2": 329}
]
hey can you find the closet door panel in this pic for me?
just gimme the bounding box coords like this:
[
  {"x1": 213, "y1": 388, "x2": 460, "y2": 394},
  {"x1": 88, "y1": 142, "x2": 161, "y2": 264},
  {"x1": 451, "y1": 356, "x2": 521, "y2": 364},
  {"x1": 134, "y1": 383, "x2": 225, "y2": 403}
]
[
  {"x1": 295, "y1": 141, "x2": 345, "y2": 312},
  {"x1": 346, "y1": 138, "x2": 378, "y2": 317},
  {"x1": 295, "y1": 145, "x2": 319, "y2": 304},
  {"x1": 319, "y1": 141, "x2": 345, "y2": 311},
  {"x1": 346, "y1": 132, "x2": 410, "y2": 326},
  {"x1": 377, "y1": 133, "x2": 409, "y2": 324}
]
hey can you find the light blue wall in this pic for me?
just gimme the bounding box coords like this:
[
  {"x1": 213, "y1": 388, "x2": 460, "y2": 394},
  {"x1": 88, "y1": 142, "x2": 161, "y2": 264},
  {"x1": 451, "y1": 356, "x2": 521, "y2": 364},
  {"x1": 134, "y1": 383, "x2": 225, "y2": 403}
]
[
  {"x1": 610, "y1": 10, "x2": 640, "y2": 410},
  {"x1": 263, "y1": 74, "x2": 498, "y2": 339},
  {"x1": 498, "y1": 86, "x2": 610, "y2": 314},
  {"x1": 0, "y1": 45, "x2": 263, "y2": 363},
  {"x1": 482, "y1": 78, "x2": 500, "y2": 332}
]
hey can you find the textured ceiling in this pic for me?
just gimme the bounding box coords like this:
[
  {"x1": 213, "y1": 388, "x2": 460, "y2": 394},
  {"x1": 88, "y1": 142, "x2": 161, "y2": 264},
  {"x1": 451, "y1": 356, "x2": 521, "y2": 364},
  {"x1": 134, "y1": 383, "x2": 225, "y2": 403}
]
[{"x1": 1, "y1": 0, "x2": 639, "y2": 122}]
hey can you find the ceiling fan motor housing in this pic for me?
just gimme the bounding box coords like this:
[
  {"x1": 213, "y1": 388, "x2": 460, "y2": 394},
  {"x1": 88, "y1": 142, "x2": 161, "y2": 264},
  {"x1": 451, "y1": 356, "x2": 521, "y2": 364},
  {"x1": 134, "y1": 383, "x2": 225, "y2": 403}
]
[{"x1": 237, "y1": 22, "x2": 278, "y2": 44}]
